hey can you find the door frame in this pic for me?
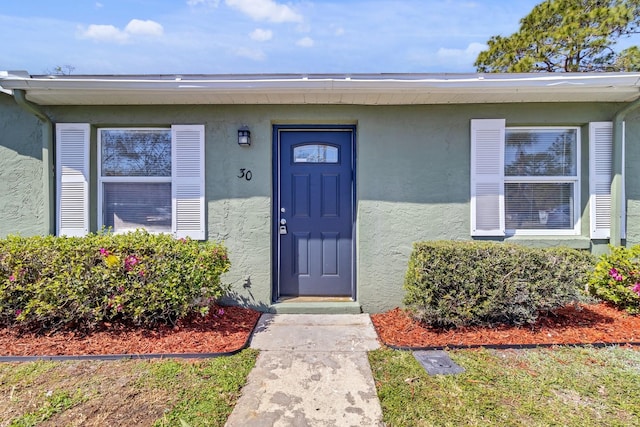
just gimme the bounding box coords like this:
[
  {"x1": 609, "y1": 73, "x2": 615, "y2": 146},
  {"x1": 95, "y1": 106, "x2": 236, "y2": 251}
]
[{"x1": 272, "y1": 124, "x2": 357, "y2": 302}]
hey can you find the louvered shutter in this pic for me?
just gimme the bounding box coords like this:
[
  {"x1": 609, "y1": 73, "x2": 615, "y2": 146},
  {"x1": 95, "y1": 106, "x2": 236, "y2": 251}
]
[
  {"x1": 56, "y1": 123, "x2": 90, "y2": 237},
  {"x1": 470, "y1": 119, "x2": 505, "y2": 236},
  {"x1": 589, "y1": 122, "x2": 613, "y2": 239},
  {"x1": 172, "y1": 125, "x2": 205, "y2": 240}
]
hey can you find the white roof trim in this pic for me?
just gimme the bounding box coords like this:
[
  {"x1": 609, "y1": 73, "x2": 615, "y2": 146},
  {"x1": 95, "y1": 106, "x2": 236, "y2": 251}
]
[
  {"x1": 1, "y1": 71, "x2": 640, "y2": 106},
  {"x1": 0, "y1": 71, "x2": 12, "y2": 95}
]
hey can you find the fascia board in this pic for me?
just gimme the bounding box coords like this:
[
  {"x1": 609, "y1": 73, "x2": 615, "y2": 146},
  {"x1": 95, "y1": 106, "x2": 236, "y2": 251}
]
[
  {"x1": 2, "y1": 71, "x2": 640, "y2": 104},
  {"x1": 2, "y1": 72, "x2": 640, "y2": 90}
]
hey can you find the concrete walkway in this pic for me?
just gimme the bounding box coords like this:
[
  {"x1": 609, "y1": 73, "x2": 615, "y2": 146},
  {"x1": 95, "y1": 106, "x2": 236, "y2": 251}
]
[{"x1": 225, "y1": 314, "x2": 384, "y2": 426}]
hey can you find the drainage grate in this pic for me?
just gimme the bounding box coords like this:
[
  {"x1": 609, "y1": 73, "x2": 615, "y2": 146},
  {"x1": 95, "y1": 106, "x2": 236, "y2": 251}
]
[{"x1": 413, "y1": 350, "x2": 465, "y2": 375}]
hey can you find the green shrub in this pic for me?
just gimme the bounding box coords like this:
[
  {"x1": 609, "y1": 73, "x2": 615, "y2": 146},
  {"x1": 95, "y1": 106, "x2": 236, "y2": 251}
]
[
  {"x1": 588, "y1": 245, "x2": 640, "y2": 314},
  {"x1": 403, "y1": 241, "x2": 595, "y2": 328},
  {"x1": 0, "y1": 231, "x2": 231, "y2": 330}
]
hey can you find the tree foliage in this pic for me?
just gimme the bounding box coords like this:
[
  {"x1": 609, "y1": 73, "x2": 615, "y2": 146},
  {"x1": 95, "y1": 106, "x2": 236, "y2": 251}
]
[
  {"x1": 44, "y1": 65, "x2": 75, "y2": 75},
  {"x1": 475, "y1": 0, "x2": 640, "y2": 72}
]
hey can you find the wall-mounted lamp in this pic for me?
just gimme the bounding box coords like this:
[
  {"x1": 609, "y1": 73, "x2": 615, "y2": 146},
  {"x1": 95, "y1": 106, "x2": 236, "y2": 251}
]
[{"x1": 238, "y1": 125, "x2": 251, "y2": 146}]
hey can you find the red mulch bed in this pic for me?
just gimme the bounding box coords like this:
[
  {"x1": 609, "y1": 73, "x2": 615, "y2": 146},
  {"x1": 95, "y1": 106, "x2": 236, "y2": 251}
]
[
  {"x1": 3, "y1": 303, "x2": 638, "y2": 356},
  {"x1": 0, "y1": 305, "x2": 261, "y2": 356},
  {"x1": 371, "y1": 303, "x2": 640, "y2": 349}
]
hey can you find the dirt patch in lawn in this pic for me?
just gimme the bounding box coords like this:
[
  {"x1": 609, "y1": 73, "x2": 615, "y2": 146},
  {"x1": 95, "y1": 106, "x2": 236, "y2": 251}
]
[
  {"x1": 0, "y1": 305, "x2": 260, "y2": 356},
  {"x1": 0, "y1": 360, "x2": 175, "y2": 427},
  {"x1": 371, "y1": 303, "x2": 640, "y2": 348}
]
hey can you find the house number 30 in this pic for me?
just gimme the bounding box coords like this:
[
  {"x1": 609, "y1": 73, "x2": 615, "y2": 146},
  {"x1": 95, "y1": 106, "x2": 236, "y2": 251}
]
[{"x1": 238, "y1": 168, "x2": 252, "y2": 181}]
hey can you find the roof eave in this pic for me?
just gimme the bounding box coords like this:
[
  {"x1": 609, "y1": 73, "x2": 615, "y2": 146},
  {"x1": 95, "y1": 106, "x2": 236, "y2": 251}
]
[{"x1": 2, "y1": 71, "x2": 640, "y2": 105}]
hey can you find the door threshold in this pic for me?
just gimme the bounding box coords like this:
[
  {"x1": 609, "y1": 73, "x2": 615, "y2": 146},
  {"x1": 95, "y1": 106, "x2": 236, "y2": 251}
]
[
  {"x1": 270, "y1": 298, "x2": 362, "y2": 314},
  {"x1": 278, "y1": 296, "x2": 354, "y2": 303}
]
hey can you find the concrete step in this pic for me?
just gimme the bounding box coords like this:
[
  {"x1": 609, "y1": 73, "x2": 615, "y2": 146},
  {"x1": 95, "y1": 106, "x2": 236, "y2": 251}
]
[{"x1": 268, "y1": 301, "x2": 362, "y2": 314}]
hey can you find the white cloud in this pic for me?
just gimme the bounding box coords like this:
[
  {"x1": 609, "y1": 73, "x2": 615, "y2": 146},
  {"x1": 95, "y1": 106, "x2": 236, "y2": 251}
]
[
  {"x1": 296, "y1": 36, "x2": 314, "y2": 48},
  {"x1": 78, "y1": 19, "x2": 164, "y2": 43},
  {"x1": 436, "y1": 42, "x2": 486, "y2": 65},
  {"x1": 79, "y1": 24, "x2": 129, "y2": 43},
  {"x1": 334, "y1": 27, "x2": 345, "y2": 36},
  {"x1": 234, "y1": 47, "x2": 267, "y2": 60},
  {"x1": 95, "y1": 2, "x2": 103, "y2": 8},
  {"x1": 250, "y1": 28, "x2": 273, "y2": 42},
  {"x1": 125, "y1": 19, "x2": 164, "y2": 37},
  {"x1": 187, "y1": 0, "x2": 220, "y2": 6},
  {"x1": 225, "y1": 0, "x2": 303, "y2": 23}
]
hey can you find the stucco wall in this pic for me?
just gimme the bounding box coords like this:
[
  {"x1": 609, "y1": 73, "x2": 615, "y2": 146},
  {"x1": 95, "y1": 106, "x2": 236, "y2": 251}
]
[
  {"x1": 354, "y1": 103, "x2": 623, "y2": 311},
  {"x1": 3, "y1": 101, "x2": 638, "y2": 312},
  {"x1": 0, "y1": 94, "x2": 46, "y2": 237}
]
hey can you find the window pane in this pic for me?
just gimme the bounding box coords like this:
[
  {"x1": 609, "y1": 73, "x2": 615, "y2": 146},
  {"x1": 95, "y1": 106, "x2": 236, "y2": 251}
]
[
  {"x1": 103, "y1": 183, "x2": 171, "y2": 232},
  {"x1": 293, "y1": 144, "x2": 339, "y2": 163},
  {"x1": 505, "y1": 129, "x2": 577, "y2": 177},
  {"x1": 505, "y1": 182, "x2": 574, "y2": 230},
  {"x1": 101, "y1": 129, "x2": 171, "y2": 177}
]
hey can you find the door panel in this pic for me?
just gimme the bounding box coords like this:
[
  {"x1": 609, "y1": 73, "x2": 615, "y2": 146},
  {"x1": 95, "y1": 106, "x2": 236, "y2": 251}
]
[{"x1": 277, "y1": 129, "x2": 354, "y2": 297}]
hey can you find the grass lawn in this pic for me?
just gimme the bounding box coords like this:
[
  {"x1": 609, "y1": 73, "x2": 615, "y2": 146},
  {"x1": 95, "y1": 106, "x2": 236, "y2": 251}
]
[
  {"x1": 369, "y1": 346, "x2": 640, "y2": 427},
  {"x1": 4, "y1": 345, "x2": 640, "y2": 426},
  {"x1": 0, "y1": 349, "x2": 258, "y2": 427}
]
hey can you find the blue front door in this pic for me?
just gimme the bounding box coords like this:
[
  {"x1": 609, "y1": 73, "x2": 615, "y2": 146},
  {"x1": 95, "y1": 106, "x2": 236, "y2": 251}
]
[{"x1": 275, "y1": 128, "x2": 355, "y2": 297}]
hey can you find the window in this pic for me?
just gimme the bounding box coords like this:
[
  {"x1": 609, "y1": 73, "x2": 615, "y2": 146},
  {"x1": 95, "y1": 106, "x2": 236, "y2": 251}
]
[
  {"x1": 471, "y1": 119, "x2": 616, "y2": 239},
  {"x1": 99, "y1": 128, "x2": 172, "y2": 233},
  {"x1": 504, "y1": 127, "x2": 579, "y2": 233},
  {"x1": 56, "y1": 123, "x2": 205, "y2": 239},
  {"x1": 293, "y1": 144, "x2": 339, "y2": 163}
]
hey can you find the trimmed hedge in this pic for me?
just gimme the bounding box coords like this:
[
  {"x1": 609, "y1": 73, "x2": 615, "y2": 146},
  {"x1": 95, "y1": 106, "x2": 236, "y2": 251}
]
[
  {"x1": 588, "y1": 245, "x2": 640, "y2": 314},
  {"x1": 403, "y1": 241, "x2": 595, "y2": 328},
  {"x1": 0, "y1": 231, "x2": 230, "y2": 330}
]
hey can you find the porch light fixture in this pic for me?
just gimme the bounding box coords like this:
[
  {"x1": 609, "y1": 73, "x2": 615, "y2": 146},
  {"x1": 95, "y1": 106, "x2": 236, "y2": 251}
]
[{"x1": 238, "y1": 126, "x2": 251, "y2": 146}]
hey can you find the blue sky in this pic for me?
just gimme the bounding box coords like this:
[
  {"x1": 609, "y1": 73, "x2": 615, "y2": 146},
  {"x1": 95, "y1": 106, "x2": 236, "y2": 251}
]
[{"x1": 1, "y1": 0, "x2": 637, "y2": 75}]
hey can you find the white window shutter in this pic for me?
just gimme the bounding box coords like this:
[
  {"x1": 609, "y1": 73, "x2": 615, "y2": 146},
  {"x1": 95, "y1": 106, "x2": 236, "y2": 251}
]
[
  {"x1": 56, "y1": 123, "x2": 90, "y2": 237},
  {"x1": 589, "y1": 122, "x2": 613, "y2": 239},
  {"x1": 172, "y1": 125, "x2": 205, "y2": 240},
  {"x1": 470, "y1": 119, "x2": 505, "y2": 236}
]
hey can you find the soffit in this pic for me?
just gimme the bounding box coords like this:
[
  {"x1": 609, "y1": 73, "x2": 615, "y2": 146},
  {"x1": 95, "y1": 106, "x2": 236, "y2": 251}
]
[{"x1": 1, "y1": 72, "x2": 639, "y2": 105}]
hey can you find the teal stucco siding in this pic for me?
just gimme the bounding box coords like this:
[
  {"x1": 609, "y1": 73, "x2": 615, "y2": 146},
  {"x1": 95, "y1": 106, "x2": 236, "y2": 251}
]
[
  {"x1": 622, "y1": 108, "x2": 640, "y2": 250},
  {"x1": 1, "y1": 101, "x2": 639, "y2": 312},
  {"x1": 0, "y1": 93, "x2": 46, "y2": 237}
]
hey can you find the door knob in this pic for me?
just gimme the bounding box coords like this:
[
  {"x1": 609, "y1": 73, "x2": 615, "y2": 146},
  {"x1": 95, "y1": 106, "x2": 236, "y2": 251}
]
[{"x1": 280, "y1": 218, "x2": 287, "y2": 225}]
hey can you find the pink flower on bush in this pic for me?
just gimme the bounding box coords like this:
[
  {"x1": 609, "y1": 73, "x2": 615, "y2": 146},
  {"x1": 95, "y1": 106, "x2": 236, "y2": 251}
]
[
  {"x1": 609, "y1": 268, "x2": 624, "y2": 282},
  {"x1": 8, "y1": 275, "x2": 15, "y2": 282},
  {"x1": 117, "y1": 304, "x2": 123, "y2": 312},
  {"x1": 15, "y1": 309, "x2": 22, "y2": 317},
  {"x1": 138, "y1": 270, "x2": 145, "y2": 277},
  {"x1": 217, "y1": 308, "x2": 225, "y2": 316},
  {"x1": 632, "y1": 283, "x2": 640, "y2": 296},
  {"x1": 124, "y1": 255, "x2": 139, "y2": 271},
  {"x1": 99, "y1": 248, "x2": 108, "y2": 256}
]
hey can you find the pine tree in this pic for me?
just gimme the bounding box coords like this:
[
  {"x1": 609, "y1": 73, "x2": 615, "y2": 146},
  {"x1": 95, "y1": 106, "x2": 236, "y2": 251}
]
[{"x1": 475, "y1": 0, "x2": 640, "y2": 72}]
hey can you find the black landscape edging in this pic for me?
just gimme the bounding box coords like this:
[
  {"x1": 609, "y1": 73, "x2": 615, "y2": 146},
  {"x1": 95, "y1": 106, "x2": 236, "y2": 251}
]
[
  {"x1": 0, "y1": 349, "x2": 244, "y2": 363},
  {"x1": 0, "y1": 311, "x2": 262, "y2": 363},
  {"x1": 385, "y1": 341, "x2": 640, "y2": 352}
]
